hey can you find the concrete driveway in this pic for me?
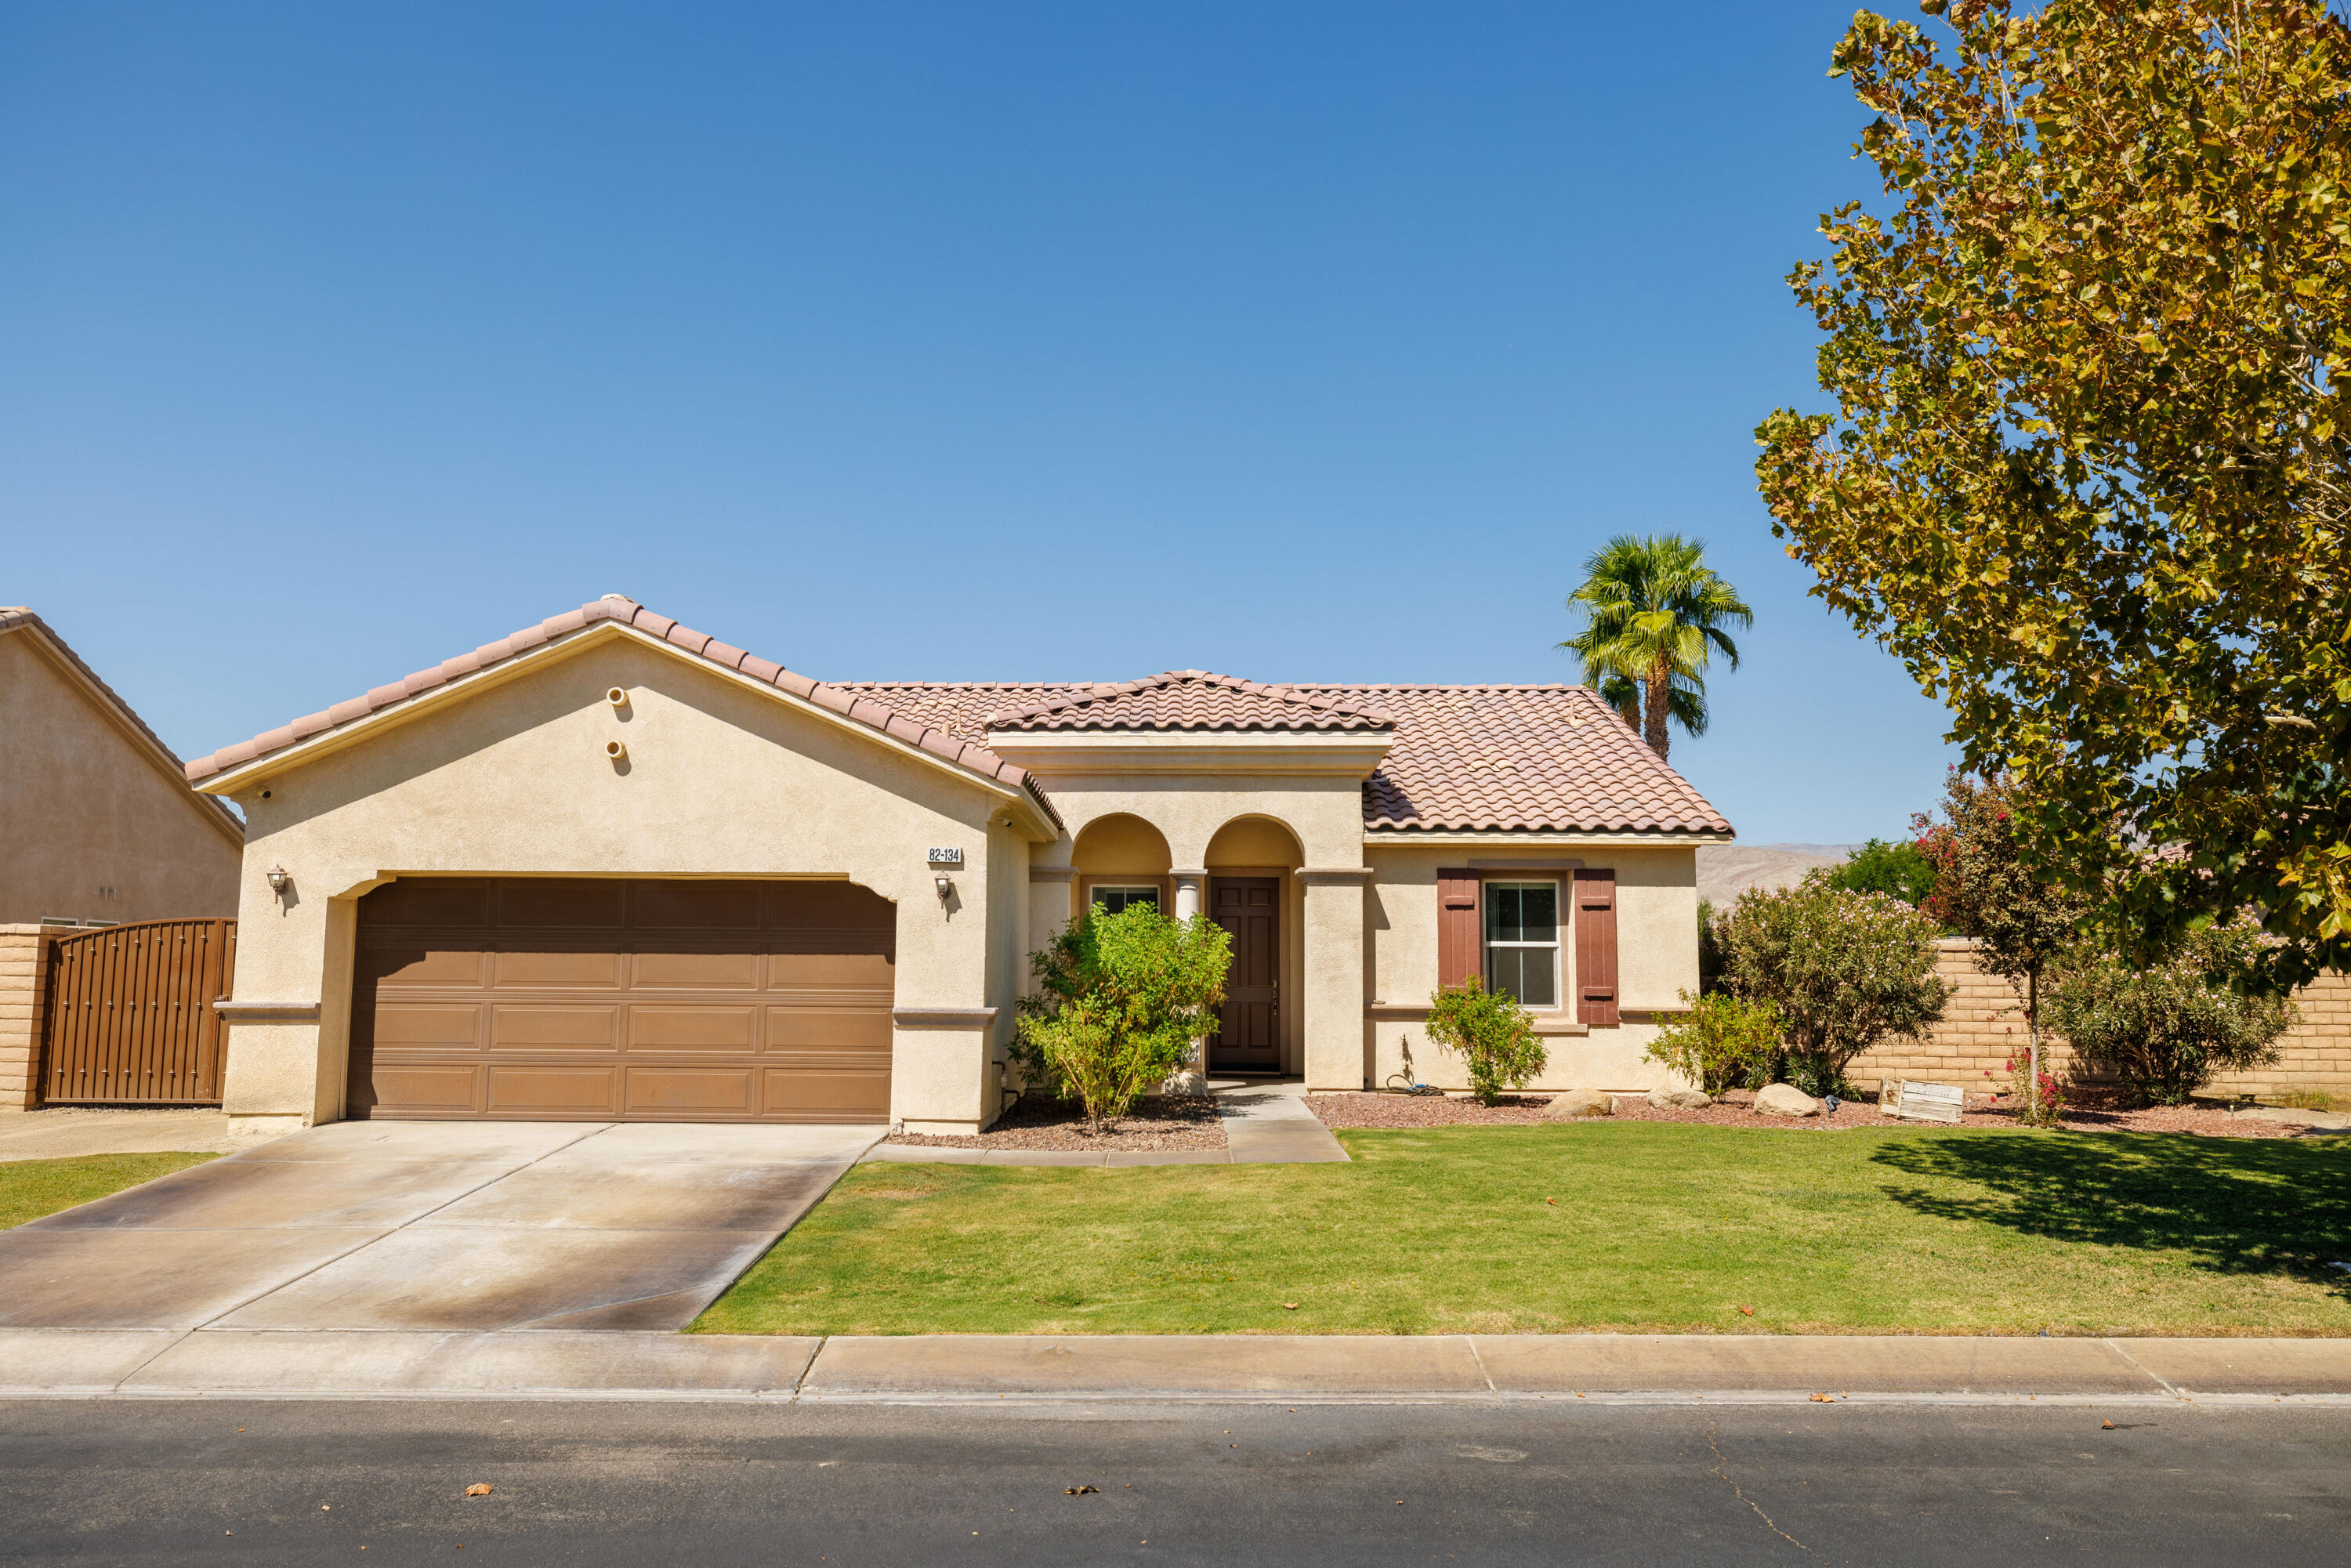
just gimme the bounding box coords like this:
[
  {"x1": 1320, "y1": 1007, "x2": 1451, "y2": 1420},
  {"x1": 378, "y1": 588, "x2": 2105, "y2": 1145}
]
[{"x1": 0, "y1": 1120, "x2": 881, "y2": 1332}]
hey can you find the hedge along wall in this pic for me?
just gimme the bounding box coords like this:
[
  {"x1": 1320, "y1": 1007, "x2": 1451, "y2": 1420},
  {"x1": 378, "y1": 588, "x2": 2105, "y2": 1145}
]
[{"x1": 1846, "y1": 938, "x2": 2351, "y2": 1102}]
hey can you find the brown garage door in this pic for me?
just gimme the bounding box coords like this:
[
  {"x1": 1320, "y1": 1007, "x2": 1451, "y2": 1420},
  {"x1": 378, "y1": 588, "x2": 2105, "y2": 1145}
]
[{"x1": 348, "y1": 878, "x2": 894, "y2": 1122}]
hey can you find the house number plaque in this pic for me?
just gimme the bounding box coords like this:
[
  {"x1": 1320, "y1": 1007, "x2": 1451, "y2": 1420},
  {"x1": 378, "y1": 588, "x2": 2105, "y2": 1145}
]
[{"x1": 926, "y1": 848, "x2": 964, "y2": 866}]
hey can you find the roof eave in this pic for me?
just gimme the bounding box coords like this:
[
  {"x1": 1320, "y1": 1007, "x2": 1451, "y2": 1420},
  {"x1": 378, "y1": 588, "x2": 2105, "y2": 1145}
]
[{"x1": 193, "y1": 620, "x2": 1063, "y2": 838}]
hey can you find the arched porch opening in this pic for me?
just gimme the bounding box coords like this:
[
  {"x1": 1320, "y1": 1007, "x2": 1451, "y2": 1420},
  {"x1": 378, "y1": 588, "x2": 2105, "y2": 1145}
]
[
  {"x1": 1204, "y1": 815, "x2": 1306, "y2": 1076},
  {"x1": 1070, "y1": 813, "x2": 1174, "y2": 919}
]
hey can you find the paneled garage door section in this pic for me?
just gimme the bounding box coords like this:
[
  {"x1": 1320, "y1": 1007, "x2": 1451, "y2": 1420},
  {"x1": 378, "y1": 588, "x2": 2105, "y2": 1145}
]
[{"x1": 349, "y1": 878, "x2": 894, "y2": 1122}]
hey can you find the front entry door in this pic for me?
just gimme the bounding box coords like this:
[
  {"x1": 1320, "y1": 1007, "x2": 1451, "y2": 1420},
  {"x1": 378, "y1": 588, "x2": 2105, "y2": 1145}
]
[{"x1": 1209, "y1": 878, "x2": 1281, "y2": 1070}]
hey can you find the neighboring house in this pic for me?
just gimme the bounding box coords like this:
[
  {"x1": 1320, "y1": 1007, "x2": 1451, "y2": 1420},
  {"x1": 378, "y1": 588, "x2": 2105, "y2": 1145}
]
[
  {"x1": 186, "y1": 596, "x2": 1733, "y2": 1136},
  {"x1": 0, "y1": 608, "x2": 245, "y2": 925}
]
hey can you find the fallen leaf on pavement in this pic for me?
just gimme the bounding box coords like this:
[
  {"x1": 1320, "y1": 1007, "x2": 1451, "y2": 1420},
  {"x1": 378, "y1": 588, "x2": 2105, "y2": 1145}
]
[
  {"x1": 2102, "y1": 1421, "x2": 2115, "y2": 1430},
  {"x1": 1809, "y1": 1393, "x2": 1835, "y2": 1403},
  {"x1": 465, "y1": 1484, "x2": 494, "y2": 1497},
  {"x1": 1065, "y1": 1486, "x2": 1099, "y2": 1495}
]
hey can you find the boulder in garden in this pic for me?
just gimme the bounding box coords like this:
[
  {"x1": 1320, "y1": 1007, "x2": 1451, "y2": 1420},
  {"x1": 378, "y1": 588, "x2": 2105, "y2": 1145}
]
[
  {"x1": 1648, "y1": 1088, "x2": 1712, "y2": 1110},
  {"x1": 1545, "y1": 1088, "x2": 1615, "y2": 1120},
  {"x1": 1755, "y1": 1083, "x2": 1823, "y2": 1118}
]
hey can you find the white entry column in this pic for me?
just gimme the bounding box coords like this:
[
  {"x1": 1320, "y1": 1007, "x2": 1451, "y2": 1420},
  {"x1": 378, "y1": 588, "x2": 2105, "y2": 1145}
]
[{"x1": 1172, "y1": 867, "x2": 1210, "y2": 1087}]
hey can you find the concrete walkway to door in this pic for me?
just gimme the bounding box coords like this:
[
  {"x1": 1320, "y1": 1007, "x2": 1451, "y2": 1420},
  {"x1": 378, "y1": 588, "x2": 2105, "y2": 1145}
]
[{"x1": 0, "y1": 1120, "x2": 881, "y2": 1334}]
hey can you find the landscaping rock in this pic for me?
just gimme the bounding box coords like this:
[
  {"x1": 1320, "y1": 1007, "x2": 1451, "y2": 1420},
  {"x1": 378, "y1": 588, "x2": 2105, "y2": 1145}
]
[
  {"x1": 1545, "y1": 1088, "x2": 1615, "y2": 1120},
  {"x1": 1162, "y1": 1070, "x2": 1209, "y2": 1098},
  {"x1": 1755, "y1": 1083, "x2": 1823, "y2": 1118},
  {"x1": 1648, "y1": 1088, "x2": 1712, "y2": 1111}
]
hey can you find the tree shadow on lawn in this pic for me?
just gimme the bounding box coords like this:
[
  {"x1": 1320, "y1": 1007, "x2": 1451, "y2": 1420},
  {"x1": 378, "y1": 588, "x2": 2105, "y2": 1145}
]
[{"x1": 1869, "y1": 1133, "x2": 2351, "y2": 1300}]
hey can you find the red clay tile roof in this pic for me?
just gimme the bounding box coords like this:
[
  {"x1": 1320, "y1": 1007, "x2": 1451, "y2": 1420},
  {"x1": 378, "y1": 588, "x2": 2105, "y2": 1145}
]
[
  {"x1": 841, "y1": 679, "x2": 1731, "y2": 836},
  {"x1": 987, "y1": 672, "x2": 1393, "y2": 731},
  {"x1": 1299, "y1": 684, "x2": 1731, "y2": 835},
  {"x1": 2, "y1": 608, "x2": 245, "y2": 840},
  {"x1": 182, "y1": 597, "x2": 1063, "y2": 827}
]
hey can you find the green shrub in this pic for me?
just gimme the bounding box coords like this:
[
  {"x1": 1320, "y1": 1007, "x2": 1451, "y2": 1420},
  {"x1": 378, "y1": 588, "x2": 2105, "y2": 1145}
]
[
  {"x1": 1424, "y1": 977, "x2": 1547, "y2": 1106},
  {"x1": 1715, "y1": 874, "x2": 1951, "y2": 1098},
  {"x1": 2045, "y1": 916, "x2": 2298, "y2": 1106},
  {"x1": 1644, "y1": 990, "x2": 1782, "y2": 1093},
  {"x1": 1009, "y1": 902, "x2": 1231, "y2": 1130}
]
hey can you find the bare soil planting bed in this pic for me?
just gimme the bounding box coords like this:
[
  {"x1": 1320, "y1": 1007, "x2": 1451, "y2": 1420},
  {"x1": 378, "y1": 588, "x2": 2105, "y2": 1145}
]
[
  {"x1": 1308, "y1": 1085, "x2": 2324, "y2": 1138},
  {"x1": 886, "y1": 1094, "x2": 1226, "y2": 1151}
]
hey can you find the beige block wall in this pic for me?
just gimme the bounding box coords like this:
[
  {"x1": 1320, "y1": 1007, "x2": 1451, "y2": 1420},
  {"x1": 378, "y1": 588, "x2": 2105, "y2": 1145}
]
[
  {"x1": 0, "y1": 925, "x2": 60, "y2": 1111},
  {"x1": 1849, "y1": 939, "x2": 2351, "y2": 1101},
  {"x1": 1361, "y1": 840, "x2": 1702, "y2": 1094},
  {"x1": 209, "y1": 631, "x2": 1035, "y2": 1132},
  {"x1": 0, "y1": 630, "x2": 243, "y2": 925}
]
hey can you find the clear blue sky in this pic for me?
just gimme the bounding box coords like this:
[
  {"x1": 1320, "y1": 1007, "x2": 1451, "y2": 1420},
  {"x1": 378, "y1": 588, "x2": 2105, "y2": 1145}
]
[{"x1": 2, "y1": 2, "x2": 1954, "y2": 845}]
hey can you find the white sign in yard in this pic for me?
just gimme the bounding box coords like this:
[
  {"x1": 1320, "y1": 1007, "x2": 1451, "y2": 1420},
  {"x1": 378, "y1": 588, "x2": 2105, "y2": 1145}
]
[
  {"x1": 1880, "y1": 1078, "x2": 1965, "y2": 1124},
  {"x1": 926, "y1": 848, "x2": 964, "y2": 866}
]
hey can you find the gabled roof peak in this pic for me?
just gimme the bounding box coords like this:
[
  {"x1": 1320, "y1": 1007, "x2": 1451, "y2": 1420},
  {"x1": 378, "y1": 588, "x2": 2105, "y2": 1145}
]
[
  {"x1": 986, "y1": 670, "x2": 1395, "y2": 733},
  {"x1": 182, "y1": 597, "x2": 1062, "y2": 827}
]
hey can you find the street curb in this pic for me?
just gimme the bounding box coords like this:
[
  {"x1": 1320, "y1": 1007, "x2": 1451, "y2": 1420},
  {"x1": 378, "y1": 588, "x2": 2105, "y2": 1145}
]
[{"x1": 2, "y1": 1330, "x2": 2349, "y2": 1405}]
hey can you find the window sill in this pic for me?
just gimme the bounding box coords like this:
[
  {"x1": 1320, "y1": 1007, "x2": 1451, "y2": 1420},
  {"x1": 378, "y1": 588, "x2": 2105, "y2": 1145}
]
[{"x1": 1364, "y1": 1002, "x2": 1588, "y2": 1037}]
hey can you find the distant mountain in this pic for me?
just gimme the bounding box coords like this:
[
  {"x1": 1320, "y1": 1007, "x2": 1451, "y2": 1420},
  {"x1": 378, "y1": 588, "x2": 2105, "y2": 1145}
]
[{"x1": 1694, "y1": 842, "x2": 1863, "y2": 908}]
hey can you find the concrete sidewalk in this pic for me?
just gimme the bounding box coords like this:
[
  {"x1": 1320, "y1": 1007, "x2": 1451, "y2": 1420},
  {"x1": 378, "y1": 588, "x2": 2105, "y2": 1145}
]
[
  {"x1": 5, "y1": 1330, "x2": 2347, "y2": 1404},
  {"x1": 0, "y1": 1107, "x2": 260, "y2": 1161}
]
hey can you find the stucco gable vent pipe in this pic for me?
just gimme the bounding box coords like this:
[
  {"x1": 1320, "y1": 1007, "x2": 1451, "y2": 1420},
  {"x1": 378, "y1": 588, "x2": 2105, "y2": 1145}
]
[
  {"x1": 605, "y1": 740, "x2": 627, "y2": 762},
  {"x1": 607, "y1": 686, "x2": 629, "y2": 708}
]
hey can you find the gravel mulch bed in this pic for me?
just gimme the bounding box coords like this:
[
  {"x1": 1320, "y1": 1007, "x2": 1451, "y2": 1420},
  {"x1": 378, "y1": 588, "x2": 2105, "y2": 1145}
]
[
  {"x1": 1307, "y1": 1094, "x2": 1559, "y2": 1128},
  {"x1": 886, "y1": 1094, "x2": 1226, "y2": 1151},
  {"x1": 1308, "y1": 1085, "x2": 2329, "y2": 1138}
]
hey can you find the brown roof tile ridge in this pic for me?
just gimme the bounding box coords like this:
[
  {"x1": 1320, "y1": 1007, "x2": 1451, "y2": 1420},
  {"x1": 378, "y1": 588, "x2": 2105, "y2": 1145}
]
[
  {"x1": 2, "y1": 607, "x2": 246, "y2": 837},
  {"x1": 178, "y1": 596, "x2": 1065, "y2": 828},
  {"x1": 986, "y1": 669, "x2": 1396, "y2": 730}
]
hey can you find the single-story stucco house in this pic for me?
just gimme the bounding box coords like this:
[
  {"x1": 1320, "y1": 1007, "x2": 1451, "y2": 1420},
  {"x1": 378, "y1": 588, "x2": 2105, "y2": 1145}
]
[
  {"x1": 187, "y1": 596, "x2": 1733, "y2": 1138},
  {"x1": 1, "y1": 607, "x2": 244, "y2": 928}
]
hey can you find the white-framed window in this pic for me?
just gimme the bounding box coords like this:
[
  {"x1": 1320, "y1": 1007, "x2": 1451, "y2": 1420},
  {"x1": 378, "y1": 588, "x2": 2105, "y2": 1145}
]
[
  {"x1": 1484, "y1": 881, "x2": 1560, "y2": 1008},
  {"x1": 1089, "y1": 884, "x2": 1161, "y2": 916}
]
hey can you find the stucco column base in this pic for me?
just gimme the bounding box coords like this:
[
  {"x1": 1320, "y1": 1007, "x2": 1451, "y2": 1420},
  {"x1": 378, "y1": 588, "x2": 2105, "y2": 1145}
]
[
  {"x1": 224, "y1": 1113, "x2": 312, "y2": 1140},
  {"x1": 1297, "y1": 870, "x2": 1372, "y2": 1092},
  {"x1": 890, "y1": 1012, "x2": 1002, "y2": 1134}
]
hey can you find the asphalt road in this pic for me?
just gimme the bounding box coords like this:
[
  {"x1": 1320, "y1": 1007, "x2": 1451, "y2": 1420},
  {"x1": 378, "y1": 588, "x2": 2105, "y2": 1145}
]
[{"x1": 2, "y1": 1398, "x2": 2346, "y2": 1566}]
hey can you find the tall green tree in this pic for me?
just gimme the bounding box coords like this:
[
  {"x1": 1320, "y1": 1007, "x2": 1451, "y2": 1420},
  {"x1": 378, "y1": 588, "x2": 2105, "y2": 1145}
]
[
  {"x1": 1559, "y1": 533, "x2": 1753, "y2": 761},
  {"x1": 1754, "y1": 0, "x2": 2351, "y2": 987}
]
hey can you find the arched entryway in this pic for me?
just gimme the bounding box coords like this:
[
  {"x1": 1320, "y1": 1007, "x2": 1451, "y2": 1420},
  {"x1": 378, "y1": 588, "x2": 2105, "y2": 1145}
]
[
  {"x1": 1204, "y1": 816, "x2": 1305, "y2": 1074},
  {"x1": 1070, "y1": 813, "x2": 1175, "y2": 920}
]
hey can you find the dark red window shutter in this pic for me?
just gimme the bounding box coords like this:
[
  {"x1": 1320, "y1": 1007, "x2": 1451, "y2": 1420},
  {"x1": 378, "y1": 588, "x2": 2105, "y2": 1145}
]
[
  {"x1": 1574, "y1": 869, "x2": 1618, "y2": 1026},
  {"x1": 1436, "y1": 870, "x2": 1480, "y2": 989}
]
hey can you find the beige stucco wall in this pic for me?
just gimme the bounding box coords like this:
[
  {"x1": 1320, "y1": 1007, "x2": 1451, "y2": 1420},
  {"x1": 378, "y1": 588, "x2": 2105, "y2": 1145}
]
[
  {"x1": 1361, "y1": 840, "x2": 1702, "y2": 1093},
  {"x1": 0, "y1": 631, "x2": 242, "y2": 925},
  {"x1": 1851, "y1": 939, "x2": 2351, "y2": 1101},
  {"x1": 210, "y1": 632, "x2": 1029, "y2": 1133}
]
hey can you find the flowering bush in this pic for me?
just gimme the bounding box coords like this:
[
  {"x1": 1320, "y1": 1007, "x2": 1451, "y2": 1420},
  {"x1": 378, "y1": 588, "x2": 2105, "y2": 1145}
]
[
  {"x1": 2045, "y1": 915, "x2": 2297, "y2": 1106},
  {"x1": 1990, "y1": 1055, "x2": 2067, "y2": 1128},
  {"x1": 1713, "y1": 875, "x2": 1951, "y2": 1098}
]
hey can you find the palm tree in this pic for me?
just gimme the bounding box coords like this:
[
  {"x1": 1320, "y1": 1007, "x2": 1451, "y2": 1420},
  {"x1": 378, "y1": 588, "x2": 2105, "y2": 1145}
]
[{"x1": 1559, "y1": 534, "x2": 1751, "y2": 762}]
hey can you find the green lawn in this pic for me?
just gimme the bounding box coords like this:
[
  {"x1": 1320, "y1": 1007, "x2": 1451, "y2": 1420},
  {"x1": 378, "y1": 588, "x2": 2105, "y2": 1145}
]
[
  {"x1": 696, "y1": 1124, "x2": 2351, "y2": 1337},
  {"x1": 0, "y1": 1153, "x2": 219, "y2": 1230}
]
